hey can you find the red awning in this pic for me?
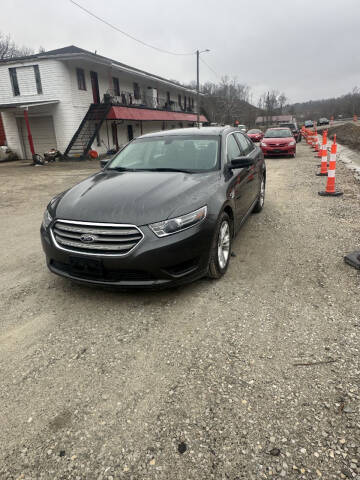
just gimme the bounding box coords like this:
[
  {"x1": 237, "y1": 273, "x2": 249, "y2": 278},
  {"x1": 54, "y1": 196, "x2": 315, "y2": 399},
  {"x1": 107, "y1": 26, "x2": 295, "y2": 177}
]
[{"x1": 107, "y1": 106, "x2": 207, "y2": 123}]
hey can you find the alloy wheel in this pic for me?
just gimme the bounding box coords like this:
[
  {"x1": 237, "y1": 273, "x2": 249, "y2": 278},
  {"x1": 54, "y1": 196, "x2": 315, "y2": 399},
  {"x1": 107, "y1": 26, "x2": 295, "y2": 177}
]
[
  {"x1": 259, "y1": 178, "x2": 265, "y2": 207},
  {"x1": 217, "y1": 221, "x2": 230, "y2": 269}
]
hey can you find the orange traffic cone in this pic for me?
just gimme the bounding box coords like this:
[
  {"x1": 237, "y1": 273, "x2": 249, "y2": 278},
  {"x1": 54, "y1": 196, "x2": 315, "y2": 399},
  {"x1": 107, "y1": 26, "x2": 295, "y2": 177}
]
[
  {"x1": 318, "y1": 135, "x2": 343, "y2": 196},
  {"x1": 314, "y1": 134, "x2": 320, "y2": 152},
  {"x1": 316, "y1": 131, "x2": 328, "y2": 175},
  {"x1": 312, "y1": 129, "x2": 318, "y2": 150}
]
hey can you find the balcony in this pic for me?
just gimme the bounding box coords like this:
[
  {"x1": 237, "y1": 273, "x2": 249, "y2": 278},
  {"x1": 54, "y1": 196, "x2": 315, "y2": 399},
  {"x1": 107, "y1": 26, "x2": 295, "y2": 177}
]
[{"x1": 104, "y1": 89, "x2": 195, "y2": 114}]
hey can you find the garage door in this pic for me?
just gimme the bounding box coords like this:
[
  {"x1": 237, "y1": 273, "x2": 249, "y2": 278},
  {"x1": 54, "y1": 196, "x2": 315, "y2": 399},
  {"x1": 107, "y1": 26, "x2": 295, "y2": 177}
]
[{"x1": 17, "y1": 115, "x2": 57, "y2": 159}]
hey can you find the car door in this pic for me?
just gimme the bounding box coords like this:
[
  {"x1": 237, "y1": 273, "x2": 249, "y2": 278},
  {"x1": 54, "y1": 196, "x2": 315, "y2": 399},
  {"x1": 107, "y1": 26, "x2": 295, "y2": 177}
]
[
  {"x1": 225, "y1": 133, "x2": 251, "y2": 226},
  {"x1": 234, "y1": 132, "x2": 261, "y2": 209}
]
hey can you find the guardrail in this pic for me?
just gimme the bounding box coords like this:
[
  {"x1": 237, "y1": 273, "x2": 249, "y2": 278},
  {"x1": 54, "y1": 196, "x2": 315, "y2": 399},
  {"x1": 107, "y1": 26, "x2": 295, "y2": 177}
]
[{"x1": 104, "y1": 90, "x2": 195, "y2": 113}]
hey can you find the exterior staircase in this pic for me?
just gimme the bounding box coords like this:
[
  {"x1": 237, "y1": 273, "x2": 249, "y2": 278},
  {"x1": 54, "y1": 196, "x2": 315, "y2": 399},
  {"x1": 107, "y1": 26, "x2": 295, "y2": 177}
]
[{"x1": 64, "y1": 103, "x2": 111, "y2": 159}]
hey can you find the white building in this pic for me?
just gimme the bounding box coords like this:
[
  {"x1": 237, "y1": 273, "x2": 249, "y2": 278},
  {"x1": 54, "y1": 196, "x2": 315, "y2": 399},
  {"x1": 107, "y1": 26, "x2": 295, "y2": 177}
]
[{"x1": 0, "y1": 45, "x2": 207, "y2": 159}]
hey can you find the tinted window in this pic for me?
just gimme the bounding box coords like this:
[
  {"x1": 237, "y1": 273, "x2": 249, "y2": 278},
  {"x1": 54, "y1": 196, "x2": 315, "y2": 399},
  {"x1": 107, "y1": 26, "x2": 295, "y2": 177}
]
[
  {"x1": 234, "y1": 132, "x2": 252, "y2": 155},
  {"x1": 108, "y1": 135, "x2": 219, "y2": 172},
  {"x1": 247, "y1": 129, "x2": 262, "y2": 134},
  {"x1": 227, "y1": 134, "x2": 241, "y2": 161},
  {"x1": 264, "y1": 128, "x2": 292, "y2": 138}
]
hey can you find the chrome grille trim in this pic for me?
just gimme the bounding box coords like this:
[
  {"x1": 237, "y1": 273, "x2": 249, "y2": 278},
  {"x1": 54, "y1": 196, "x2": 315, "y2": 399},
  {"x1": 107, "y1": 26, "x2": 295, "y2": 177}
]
[{"x1": 50, "y1": 219, "x2": 144, "y2": 257}]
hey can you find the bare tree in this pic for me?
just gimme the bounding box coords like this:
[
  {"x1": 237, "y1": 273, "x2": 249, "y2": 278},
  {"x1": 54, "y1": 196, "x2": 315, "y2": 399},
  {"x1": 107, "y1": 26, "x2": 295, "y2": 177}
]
[
  {"x1": 286, "y1": 86, "x2": 360, "y2": 119},
  {"x1": 278, "y1": 93, "x2": 287, "y2": 113},
  {"x1": 0, "y1": 31, "x2": 34, "y2": 60},
  {"x1": 199, "y1": 77, "x2": 256, "y2": 126}
]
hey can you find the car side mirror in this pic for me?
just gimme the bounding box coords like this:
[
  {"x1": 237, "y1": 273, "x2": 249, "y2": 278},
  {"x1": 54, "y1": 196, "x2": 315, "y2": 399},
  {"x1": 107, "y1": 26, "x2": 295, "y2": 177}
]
[
  {"x1": 230, "y1": 156, "x2": 254, "y2": 169},
  {"x1": 100, "y1": 158, "x2": 109, "y2": 169}
]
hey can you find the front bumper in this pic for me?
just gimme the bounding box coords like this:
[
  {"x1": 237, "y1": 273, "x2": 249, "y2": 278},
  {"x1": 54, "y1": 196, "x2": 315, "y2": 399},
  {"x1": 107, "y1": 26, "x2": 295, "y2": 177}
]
[
  {"x1": 261, "y1": 145, "x2": 296, "y2": 156},
  {"x1": 40, "y1": 220, "x2": 215, "y2": 289}
]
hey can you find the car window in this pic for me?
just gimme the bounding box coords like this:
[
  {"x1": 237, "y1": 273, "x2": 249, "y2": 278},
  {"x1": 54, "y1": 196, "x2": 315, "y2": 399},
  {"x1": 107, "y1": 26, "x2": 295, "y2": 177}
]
[
  {"x1": 244, "y1": 135, "x2": 255, "y2": 152},
  {"x1": 108, "y1": 135, "x2": 219, "y2": 171},
  {"x1": 264, "y1": 128, "x2": 292, "y2": 138},
  {"x1": 227, "y1": 134, "x2": 241, "y2": 161},
  {"x1": 234, "y1": 132, "x2": 252, "y2": 155}
]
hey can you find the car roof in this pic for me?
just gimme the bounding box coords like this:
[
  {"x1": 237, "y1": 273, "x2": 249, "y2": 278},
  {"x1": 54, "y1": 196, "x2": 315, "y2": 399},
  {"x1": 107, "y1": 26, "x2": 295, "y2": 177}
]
[
  {"x1": 266, "y1": 127, "x2": 291, "y2": 130},
  {"x1": 139, "y1": 126, "x2": 237, "y2": 138}
]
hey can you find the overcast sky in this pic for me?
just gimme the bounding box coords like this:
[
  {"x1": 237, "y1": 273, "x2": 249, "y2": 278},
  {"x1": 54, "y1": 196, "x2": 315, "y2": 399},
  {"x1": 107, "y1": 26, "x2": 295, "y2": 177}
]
[{"x1": 3, "y1": 0, "x2": 360, "y2": 104}]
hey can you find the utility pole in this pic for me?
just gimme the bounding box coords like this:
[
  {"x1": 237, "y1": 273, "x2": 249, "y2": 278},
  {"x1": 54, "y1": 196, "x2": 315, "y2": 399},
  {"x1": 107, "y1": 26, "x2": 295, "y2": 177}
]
[
  {"x1": 196, "y1": 49, "x2": 210, "y2": 128},
  {"x1": 196, "y1": 50, "x2": 200, "y2": 128}
]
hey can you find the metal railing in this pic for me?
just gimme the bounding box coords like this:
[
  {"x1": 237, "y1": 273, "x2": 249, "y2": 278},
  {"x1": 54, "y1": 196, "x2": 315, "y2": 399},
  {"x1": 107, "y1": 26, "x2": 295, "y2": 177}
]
[{"x1": 105, "y1": 89, "x2": 195, "y2": 113}]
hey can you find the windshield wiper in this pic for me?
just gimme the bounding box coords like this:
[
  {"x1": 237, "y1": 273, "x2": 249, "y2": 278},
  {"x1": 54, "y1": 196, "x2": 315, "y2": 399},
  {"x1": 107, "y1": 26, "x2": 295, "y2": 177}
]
[
  {"x1": 141, "y1": 167, "x2": 194, "y2": 173},
  {"x1": 107, "y1": 166, "x2": 136, "y2": 172},
  {"x1": 108, "y1": 167, "x2": 195, "y2": 173}
]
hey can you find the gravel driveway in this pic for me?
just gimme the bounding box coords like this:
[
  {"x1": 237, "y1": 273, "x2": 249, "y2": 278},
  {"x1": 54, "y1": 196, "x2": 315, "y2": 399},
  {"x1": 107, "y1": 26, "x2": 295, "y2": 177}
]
[{"x1": 0, "y1": 144, "x2": 359, "y2": 480}]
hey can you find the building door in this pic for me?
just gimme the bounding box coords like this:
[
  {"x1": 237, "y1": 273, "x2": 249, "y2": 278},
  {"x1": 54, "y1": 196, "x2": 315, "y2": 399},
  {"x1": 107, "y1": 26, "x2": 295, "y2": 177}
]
[
  {"x1": 90, "y1": 71, "x2": 100, "y2": 104},
  {"x1": 0, "y1": 113, "x2": 6, "y2": 146},
  {"x1": 127, "y1": 125, "x2": 134, "y2": 141},
  {"x1": 17, "y1": 115, "x2": 57, "y2": 159}
]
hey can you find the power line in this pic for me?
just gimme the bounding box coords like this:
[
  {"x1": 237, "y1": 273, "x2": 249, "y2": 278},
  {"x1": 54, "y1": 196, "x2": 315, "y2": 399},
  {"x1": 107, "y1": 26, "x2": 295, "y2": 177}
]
[
  {"x1": 200, "y1": 56, "x2": 221, "y2": 79},
  {"x1": 69, "y1": 0, "x2": 195, "y2": 57}
]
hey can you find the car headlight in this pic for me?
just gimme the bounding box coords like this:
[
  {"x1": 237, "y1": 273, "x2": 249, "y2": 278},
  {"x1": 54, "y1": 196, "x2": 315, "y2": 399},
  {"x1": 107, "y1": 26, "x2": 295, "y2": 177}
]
[
  {"x1": 289, "y1": 141, "x2": 296, "y2": 146},
  {"x1": 261, "y1": 142, "x2": 267, "y2": 147},
  {"x1": 42, "y1": 209, "x2": 53, "y2": 229},
  {"x1": 149, "y1": 206, "x2": 207, "y2": 237}
]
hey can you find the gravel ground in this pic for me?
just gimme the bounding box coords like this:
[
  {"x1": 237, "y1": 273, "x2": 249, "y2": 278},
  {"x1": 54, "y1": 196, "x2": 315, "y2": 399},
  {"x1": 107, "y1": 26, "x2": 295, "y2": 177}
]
[{"x1": 0, "y1": 144, "x2": 359, "y2": 480}]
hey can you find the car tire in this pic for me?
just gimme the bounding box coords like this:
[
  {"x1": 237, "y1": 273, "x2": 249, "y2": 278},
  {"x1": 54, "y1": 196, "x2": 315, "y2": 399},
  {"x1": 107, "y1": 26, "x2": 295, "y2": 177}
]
[
  {"x1": 208, "y1": 212, "x2": 232, "y2": 279},
  {"x1": 252, "y1": 176, "x2": 265, "y2": 214}
]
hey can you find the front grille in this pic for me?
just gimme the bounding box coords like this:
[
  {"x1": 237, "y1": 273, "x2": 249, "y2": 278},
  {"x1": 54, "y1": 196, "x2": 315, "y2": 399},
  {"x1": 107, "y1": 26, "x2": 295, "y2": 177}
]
[
  {"x1": 269, "y1": 143, "x2": 286, "y2": 147},
  {"x1": 51, "y1": 260, "x2": 154, "y2": 282},
  {"x1": 51, "y1": 220, "x2": 143, "y2": 256}
]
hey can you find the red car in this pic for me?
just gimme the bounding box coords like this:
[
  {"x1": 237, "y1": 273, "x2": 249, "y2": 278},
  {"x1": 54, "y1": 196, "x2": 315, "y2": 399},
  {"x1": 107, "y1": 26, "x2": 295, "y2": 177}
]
[
  {"x1": 247, "y1": 129, "x2": 264, "y2": 143},
  {"x1": 260, "y1": 127, "x2": 296, "y2": 157}
]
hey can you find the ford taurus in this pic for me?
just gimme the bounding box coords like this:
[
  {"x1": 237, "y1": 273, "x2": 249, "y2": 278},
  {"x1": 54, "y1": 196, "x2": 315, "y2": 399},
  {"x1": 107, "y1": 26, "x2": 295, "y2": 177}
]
[{"x1": 41, "y1": 127, "x2": 266, "y2": 288}]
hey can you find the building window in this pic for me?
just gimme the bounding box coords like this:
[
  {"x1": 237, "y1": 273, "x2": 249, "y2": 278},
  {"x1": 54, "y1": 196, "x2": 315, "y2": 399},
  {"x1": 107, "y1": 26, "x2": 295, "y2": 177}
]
[
  {"x1": 76, "y1": 68, "x2": 86, "y2": 90},
  {"x1": 113, "y1": 77, "x2": 120, "y2": 96},
  {"x1": 178, "y1": 94, "x2": 182, "y2": 109},
  {"x1": 133, "y1": 82, "x2": 140, "y2": 100},
  {"x1": 9, "y1": 68, "x2": 20, "y2": 96},
  {"x1": 33, "y1": 65, "x2": 43, "y2": 94},
  {"x1": 184, "y1": 95, "x2": 187, "y2": 110}
]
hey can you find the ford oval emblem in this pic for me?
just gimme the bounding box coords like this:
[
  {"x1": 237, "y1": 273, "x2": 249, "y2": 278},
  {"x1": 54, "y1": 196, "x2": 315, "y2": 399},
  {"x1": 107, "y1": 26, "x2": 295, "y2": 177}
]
[{"x1": 80, "y1": 234, "x2": 96, "y2": 243}]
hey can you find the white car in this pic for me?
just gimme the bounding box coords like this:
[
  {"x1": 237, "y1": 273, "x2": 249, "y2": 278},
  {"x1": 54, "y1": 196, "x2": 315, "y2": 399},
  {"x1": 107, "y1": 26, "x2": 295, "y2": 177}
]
[{"x1": 237, "y1": 124, "x2": 247, "y2": 132}]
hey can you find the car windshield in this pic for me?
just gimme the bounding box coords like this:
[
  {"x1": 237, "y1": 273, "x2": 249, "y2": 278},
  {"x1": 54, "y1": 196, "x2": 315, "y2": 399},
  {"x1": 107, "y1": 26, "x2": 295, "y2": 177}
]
[
  {"x1": 280, "y1": 123, "x2": 296, "y2": 130},
  {"x1": 264, "y1": 128, "x2": 292, "y2": 138},
  {"x1": 248, "y1": 129, "x2": 261, "y2": 134},
  {"x1": 107, "y1": 135, "x2": 220, "y2": 172}
]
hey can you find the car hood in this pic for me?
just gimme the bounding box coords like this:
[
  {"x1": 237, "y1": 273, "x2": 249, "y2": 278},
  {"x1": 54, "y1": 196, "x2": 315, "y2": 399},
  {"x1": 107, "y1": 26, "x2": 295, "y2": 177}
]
[
  {"x1": 262, "y1": 137, "x2": 293, "y2": 143},
  {"x1": 53, "y1": 169, "x2": 219, "y2": 225}
]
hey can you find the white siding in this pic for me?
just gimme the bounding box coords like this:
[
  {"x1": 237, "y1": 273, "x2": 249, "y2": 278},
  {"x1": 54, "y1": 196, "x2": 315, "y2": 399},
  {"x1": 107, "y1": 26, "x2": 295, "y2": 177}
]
[
  {"x1": 17, "y1": 116, "x2": 57, "y2": 159},
  {"x1": 1, "y1": 111, "x2": 22, "y2": 156},
  {"x1": 0, "y1": 55, "x2": 199, "y2": 159},
  {"x1": 16, "y1": 66, "x2": 38, "y2": 96}
]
